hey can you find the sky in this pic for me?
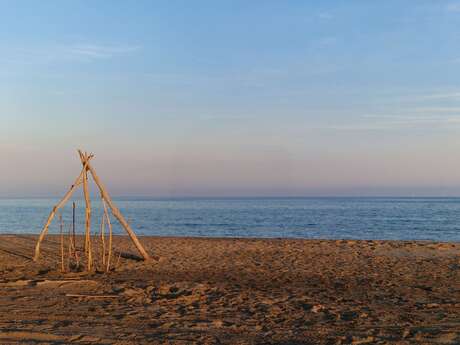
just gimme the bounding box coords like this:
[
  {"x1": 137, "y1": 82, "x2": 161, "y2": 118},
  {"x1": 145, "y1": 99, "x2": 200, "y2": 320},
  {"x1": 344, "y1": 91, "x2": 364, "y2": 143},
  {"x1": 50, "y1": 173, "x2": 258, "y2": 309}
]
[{"x1": 2, "y1": 0, "x2": 460, "y2": 197}]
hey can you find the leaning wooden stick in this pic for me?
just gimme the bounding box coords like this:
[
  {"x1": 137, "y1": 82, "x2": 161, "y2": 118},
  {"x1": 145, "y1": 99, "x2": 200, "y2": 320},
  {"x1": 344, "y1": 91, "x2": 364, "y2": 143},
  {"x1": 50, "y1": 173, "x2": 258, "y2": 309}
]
[
  {"x1": 33, "y1": 158, "x2": 91, "y2": 261},
  {"x1": 79, "y1": 153, "x2": 89, "y2": 253},
  {"x1": 85, "y1": 158, "x2": 151, "y2": 261},
  {"x1": 80, "y1": 152, "x2": 93, "y2": 271},
  {"x1": 102, "y1": 198, "x2": 113, "y2": 272}
]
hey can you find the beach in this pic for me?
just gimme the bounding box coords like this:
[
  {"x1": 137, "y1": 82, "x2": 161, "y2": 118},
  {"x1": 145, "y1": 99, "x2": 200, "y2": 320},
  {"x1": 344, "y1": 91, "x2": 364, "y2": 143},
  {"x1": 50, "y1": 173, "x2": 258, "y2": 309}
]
[{"x1": 0, "y1": 235, "x2": 459, "y2": 344}]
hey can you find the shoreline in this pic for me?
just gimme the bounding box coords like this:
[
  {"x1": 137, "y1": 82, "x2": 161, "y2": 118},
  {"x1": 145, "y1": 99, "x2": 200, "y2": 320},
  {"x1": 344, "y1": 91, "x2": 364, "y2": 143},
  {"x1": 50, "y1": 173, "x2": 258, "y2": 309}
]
[{"x1": 1, "y1": 233, "x2": 460, "y2": 244}]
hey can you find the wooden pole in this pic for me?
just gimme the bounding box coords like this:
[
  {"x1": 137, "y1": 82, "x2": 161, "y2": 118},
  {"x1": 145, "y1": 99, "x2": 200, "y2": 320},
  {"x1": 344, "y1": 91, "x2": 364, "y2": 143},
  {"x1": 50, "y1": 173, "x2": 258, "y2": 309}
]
[
  {"x1": 100, "y1": 209, "x2": 106, "y2": 266},
  {"x1": 85, "y1": 158, "x2": 151, "y2": 261},
  {"x1": 59, "y1": 213, "x2": 65, "y2": 273},
  {"x1": 80, "y1": 152, "x2": 93, "y2": 271},
  {"x1": 33, "y1": 159, "x2": 90, "y2": 261},
  {"x1": 72, "y1": 201, "x2": 76, "y2": 252},
  {"x1": 67, "y1": 222, "x2": 72, "y2": 271},
  {"x1": 102, "y1": 198, "x2": 113, "y2": 272}
]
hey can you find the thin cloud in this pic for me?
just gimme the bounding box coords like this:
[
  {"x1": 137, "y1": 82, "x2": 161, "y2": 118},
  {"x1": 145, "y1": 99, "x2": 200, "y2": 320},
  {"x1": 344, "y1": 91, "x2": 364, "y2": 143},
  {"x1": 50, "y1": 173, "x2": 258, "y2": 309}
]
[
  {"x1": 314, "y1": 121, "x2": 422, "y2": 131},
  {"x1": 0, "y1": 43, "x2": 140, "y2": 65},
  {"x1": 362, "y1": 115, "x2": 458, "y2": 122},
  {"x1": 446, "y1": 3, "x2": 460, "y2": 12},
  {"x1": 416, "y1": 92, "x2": 460, "y2": 100},
  {"x1": 346, "y1": 89, "x2": 460, "y2": 105},
  {"x1": 319, "y1": 112, "x2": 460, "y2": 132},
  {"x1": 411, "y1": 107, "x2": 460, "y2": 113},
  {"x1": 317, "y1": 36, "x2": 337, "y2": 46},
  {"x1": 317, "y1": 12, "x2": 334, "y2": 20},
  {"x1": 65, "y1": 44, "x2": 140, "y2": 60},
  {"x1": 363, "y1": 108, "x2": 460, "y2": 115}
]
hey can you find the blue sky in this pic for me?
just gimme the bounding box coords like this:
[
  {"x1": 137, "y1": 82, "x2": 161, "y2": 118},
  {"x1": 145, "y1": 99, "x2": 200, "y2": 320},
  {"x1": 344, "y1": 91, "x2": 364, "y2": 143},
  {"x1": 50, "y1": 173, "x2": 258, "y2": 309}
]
[{"x1": 2, "y1": 1, "x2": 460, "y2": 197}]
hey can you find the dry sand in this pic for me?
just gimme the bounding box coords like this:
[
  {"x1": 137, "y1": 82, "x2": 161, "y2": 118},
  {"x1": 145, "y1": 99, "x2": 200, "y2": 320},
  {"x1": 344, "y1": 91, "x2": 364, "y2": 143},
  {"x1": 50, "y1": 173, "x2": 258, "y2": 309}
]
[{"x1": 0, "y1": 235, "x2": 459, "y2": 344}]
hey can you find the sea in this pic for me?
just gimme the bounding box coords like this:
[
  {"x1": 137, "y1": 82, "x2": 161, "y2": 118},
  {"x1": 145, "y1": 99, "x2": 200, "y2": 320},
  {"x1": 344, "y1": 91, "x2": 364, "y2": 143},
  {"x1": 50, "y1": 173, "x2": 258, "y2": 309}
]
[{"x1": 0, "y1": 197, "x2": 459, "y2": 242}]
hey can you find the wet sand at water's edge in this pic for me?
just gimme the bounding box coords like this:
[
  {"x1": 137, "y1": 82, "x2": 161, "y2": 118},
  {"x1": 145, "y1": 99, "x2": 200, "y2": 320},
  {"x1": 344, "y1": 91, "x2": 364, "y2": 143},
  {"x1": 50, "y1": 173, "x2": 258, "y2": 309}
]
[{"x1": 0, "y1": 235, "x2": 459, "y2": 344}]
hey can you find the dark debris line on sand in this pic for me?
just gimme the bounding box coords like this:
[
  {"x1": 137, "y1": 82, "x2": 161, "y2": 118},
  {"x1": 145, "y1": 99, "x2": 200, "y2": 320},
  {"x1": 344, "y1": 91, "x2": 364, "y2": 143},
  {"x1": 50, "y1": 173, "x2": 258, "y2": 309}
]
[{"x1": 0, "y1": 235, "x2": 459, "y2": 344}]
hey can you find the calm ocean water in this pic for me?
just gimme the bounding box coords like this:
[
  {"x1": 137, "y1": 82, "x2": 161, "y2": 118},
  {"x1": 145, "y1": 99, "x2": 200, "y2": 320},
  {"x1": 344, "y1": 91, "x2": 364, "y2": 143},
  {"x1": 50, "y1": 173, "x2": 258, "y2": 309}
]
[{"x1": 0, "y1": 197, "x2": 459, "y2": 242}]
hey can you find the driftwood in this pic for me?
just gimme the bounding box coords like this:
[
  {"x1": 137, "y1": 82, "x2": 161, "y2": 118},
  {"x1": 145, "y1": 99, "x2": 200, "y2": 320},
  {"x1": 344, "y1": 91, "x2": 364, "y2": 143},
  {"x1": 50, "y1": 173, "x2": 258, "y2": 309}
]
[
  {"x1": 67, "y1": 223, "x2": 72, "y2": 271},
  {"x1": 33, "y1": 158, "x2": 91, "y2": 261},
  {"x1": 100, "y1": 210, "x2": 106, "y2": 267},
  {"x1": 66, "y1": 294, "x2": 119, "y2": 298},
  {"x1": 84, "y1": 157, "x2": 151, "y2": 261},
  {"x1": 72, "y1": 202, "x2": 76, "y2": 250},
  {"x1": 33, "y1": 150, "x2": 151, "y2": 265},
  {"x1": 59, "y1": 213, "x2": 65, "y2": 272},
  {"x1": 79, "y1": 151, "x2": 93, "y2": 271},
  {"x1": 102, "y1": 198, "x2": 113, "y2": 272}
]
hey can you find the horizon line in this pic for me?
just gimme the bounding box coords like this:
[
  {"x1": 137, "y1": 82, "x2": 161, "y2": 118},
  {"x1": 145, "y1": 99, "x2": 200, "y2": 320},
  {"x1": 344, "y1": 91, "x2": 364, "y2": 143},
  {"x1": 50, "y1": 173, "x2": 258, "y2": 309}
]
[{"x1": 2, "y1": 195, "x2": 460, "y2": 200}]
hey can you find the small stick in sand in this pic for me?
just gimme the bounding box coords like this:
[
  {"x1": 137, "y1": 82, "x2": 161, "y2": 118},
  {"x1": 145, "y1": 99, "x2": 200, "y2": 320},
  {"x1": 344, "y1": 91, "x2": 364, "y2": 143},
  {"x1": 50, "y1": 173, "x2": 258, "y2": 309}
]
[
  {"x1": 67, "y1": 223, "x2": 72, "y2": 271},
  {"x1": 100, "y1": 209, "x2": 106, "y2": 267},
  {"x1": 75, "y1": 250, "x2": 81, "y2": 269},
  {"x1": 66, "y1": 294, "x2": 119, "y2": 299},
  {"x1": 93, "y1": 216, "x2": 100, "y2": 271},
  {"x1": 115, "y1": 251, "x2": 122, "y2": 269},
  {"x1": 72, "y1": 201, "x2": 76, "y2": 256},
  {"x1": 59, "y1": 212, "x2": 65, "y2": 273},
  {"x1": 102, "y1": 198, "x2": 113, "y2": 272}
]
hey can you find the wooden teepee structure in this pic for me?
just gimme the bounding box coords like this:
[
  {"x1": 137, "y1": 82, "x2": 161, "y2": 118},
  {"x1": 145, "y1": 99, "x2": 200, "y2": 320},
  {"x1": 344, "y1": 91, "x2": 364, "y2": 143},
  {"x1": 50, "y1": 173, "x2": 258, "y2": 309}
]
[{"x1": 33, "y1": 150, "x2": 150, "y2": 264}]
